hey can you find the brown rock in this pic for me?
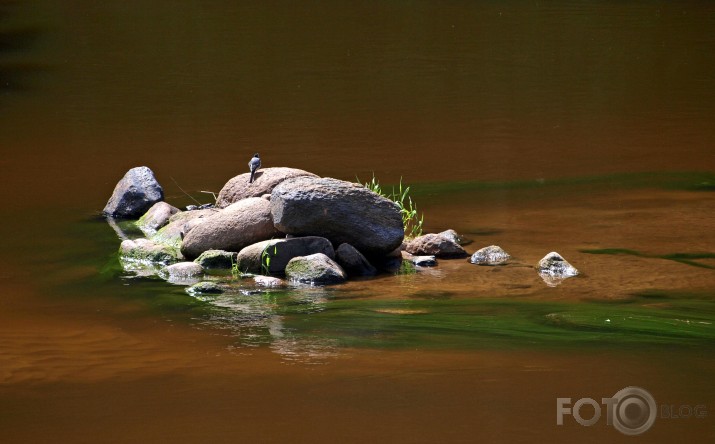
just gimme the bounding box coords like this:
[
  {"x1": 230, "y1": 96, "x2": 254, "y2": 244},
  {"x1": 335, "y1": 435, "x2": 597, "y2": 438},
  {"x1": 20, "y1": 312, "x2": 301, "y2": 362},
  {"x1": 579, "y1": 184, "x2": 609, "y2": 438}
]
[
  {"x1": 215, "y1": 167, "x2": 317, "y2": 208},
  {"x1": 180, "y1": 198, "x2": 280, "y2": 259},
  {"x1": 405, "y1": 233, "x2": 468, "y2": 258}
]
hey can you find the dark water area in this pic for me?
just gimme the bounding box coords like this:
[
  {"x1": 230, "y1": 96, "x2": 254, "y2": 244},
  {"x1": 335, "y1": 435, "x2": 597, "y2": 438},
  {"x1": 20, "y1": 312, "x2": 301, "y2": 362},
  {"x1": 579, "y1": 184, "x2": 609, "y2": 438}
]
[{"x1": 1, "y1": 1, "x2": 714, "y2": 443}]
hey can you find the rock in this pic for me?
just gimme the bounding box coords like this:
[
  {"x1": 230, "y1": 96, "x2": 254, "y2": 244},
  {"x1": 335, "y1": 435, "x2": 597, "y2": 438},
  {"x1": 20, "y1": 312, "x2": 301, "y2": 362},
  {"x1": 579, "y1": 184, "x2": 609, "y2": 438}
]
[
  {"x1": 215, "y1": 167, "x2": 317, "y2": 208},
  {"x1": 165, "y1": 262, "x2": 204, "y2": 278},
  {"x1": 437, "y1": 229, "x2": 470, "y2": 245},
  {"x1": 271, "y1": 176, "x2": 404, "y2": 256},
  {"x1": 469, "y1": 245, "x2": 511, "y2": 266},
  {"x1": 335, "y1": 243, "x2": 377, "y2": 276},
  {"x1": 405, "y1": 233, "x2": 468, "y2": 258},
  {"x1": 119, "y1": 238, "x2": 179, "y2": 264},
  {"x1": 285, "y1": 253, "x2": 347, "y2": 285},
  {"x1": 194, "y1": 249, "x2": 237, "y2": 269},
  {"x1": 181, "y1": 198, "x2": 280, "y2": 259},
  {"x1": 186, "y1": 281, "x2": 224, "y2": 295},
  {"x1": 235, "y1": 236, "x2": 335, "y2": 275},
  {"x1": 103, "y1": 166, "x2": 164, "y2": 218},
  {"x1": 537, "y1": 252, "x2": 579, "y2": 287},
  {"x1": 538, "y1": 252, "x2": 579, "y2": 277},
  {"x1": 411, "y1": 255, "x2": 437, "y2": 267},
  {"x1": 373, "y1": 256, "x2": 404, "y2": 274},
  {"x1": 137, "y1": 201, "x2": 180, "y2": 235},
  {"x1": 151, "y1": 208, "x2": 217, "y2": 251},
  {"x1": 253, "y1": 275, "x2": 286, "y2": 288}
]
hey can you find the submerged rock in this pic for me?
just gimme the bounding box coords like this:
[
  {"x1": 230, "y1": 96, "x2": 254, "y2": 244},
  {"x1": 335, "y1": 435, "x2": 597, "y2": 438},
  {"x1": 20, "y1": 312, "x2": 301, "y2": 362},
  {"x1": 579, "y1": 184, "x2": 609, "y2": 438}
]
[
  {"x1": 216, "y1": 167, "x2": 318, "y2": 208},
  {"x1": 410, "y1": 255, "x2": 437, "y2": 267},
  {"x1": 537, "y1": 252, "x2": 579, "y2": 287},
  {"x1": 181, "y1": 198, "x2": 281, "y2": 259},
  {"x1": 119, "y1": 238, "x2": 179, "y2": 264},
  {"x1": 405, "y1": 233, "x2": 468, "y2": 258},
  {"x1": 285, "y1": 253, "x2": 347, "y2": 285},
  {"x1": 236, "y1": 236, "x2": 335, "y2": 275},
  {"x1": 335, "y1": 243, "x2": 377, "y2": 277},
  {"x1": 137, "y1": 201, "x2": 180, "y2": 235},
  {"x1": 194, "y1": 249, "x2": 237, "y2": 269},
  {"x1": 271, "y1": 176, "x2": 404, "y2": 256},
  {"x1": 469, "y1": 245, "x2": 511, "y2": 266},
  {"x1": 253, "y1": 275, "x2": 286, "y2": 288},
  {"x1": 166, "y1": 262, "x2": 204, "y2": 278},
  {"x1": 186, "y1": 281, "x2": 224, "y2": 295},
  {"x1": 103, "y1": 166, "x2": 164, "y2": 218}
]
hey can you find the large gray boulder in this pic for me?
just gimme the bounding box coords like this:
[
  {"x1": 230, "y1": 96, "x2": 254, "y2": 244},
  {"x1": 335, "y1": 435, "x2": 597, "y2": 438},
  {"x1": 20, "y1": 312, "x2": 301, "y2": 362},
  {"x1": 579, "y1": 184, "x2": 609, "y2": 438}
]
[
  {"x1": 181, "y1": 197, "x2": 280, "y2": 259},
  {"x1": 235, "y1": 236, "x2": 335, "y2": 275},
  {"x1": 271, "y1": 177, "x2": 404, "y2": 256},
  {"x1": 335, "y1": 243, "x2": 377, "y2": 277},
  {"x1": 405, "y1": 233, "x2": 468, "y2": 258},
  {"x1": 137, "y1": 201, "x2": 180, "y2": 235},
  {"x1": 215, "y1": 167, "x2": 317, "y2": 208},
  {"x1": 285, "y1": 253, "x2": 347, "y2": 285},
  {"x1": 103, "y1": 166, "x2": 164, "y2": 218}
]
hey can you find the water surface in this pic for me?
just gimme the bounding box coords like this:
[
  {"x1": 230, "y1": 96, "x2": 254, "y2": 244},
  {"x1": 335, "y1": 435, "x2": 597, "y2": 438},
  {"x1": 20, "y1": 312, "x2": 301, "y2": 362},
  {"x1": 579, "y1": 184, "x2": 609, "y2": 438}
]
[{"x1": 1, "y1": 1, "x2": 714, "y2": 442}]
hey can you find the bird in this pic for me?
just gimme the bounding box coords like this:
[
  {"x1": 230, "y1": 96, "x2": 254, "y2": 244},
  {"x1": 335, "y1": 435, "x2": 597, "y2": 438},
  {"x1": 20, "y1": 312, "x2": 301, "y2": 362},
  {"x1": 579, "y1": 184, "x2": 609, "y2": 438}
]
[{"x1": 248, "y1": 153, "x2": 261, "y2": 183}]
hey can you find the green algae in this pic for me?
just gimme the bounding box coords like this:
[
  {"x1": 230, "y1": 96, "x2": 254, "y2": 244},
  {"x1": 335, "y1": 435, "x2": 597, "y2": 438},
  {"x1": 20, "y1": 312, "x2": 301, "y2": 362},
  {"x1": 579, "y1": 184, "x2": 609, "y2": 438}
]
[{"x1": 581, "y1": 248, "x2": 715, "y2": 269}]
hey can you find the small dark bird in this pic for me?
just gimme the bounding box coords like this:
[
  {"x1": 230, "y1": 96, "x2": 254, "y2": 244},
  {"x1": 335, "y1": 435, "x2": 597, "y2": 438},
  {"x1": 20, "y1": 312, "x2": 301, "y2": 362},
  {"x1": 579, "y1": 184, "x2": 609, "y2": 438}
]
[{"x1": 248, "y1": 153, "x2": 261, "y2": 183}]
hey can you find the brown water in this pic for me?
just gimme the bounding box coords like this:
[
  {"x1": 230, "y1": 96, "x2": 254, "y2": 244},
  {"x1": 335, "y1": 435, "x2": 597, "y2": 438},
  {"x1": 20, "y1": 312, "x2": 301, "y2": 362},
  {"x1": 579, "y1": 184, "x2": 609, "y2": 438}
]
[{"x1": 1, "y1": 1, "x2": 714, "y2": 443}]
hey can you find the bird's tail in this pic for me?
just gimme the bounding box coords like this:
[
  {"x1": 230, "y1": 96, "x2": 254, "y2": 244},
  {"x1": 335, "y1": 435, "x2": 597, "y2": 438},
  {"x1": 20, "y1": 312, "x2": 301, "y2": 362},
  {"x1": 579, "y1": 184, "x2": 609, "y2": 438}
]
[{"x1": 249, "y1": 171, "x2": 255, "y2": 183}]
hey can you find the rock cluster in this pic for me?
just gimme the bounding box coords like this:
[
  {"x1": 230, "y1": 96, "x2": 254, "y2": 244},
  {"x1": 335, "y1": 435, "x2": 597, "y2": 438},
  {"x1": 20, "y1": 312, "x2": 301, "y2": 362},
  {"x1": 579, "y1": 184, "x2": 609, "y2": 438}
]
[{"x1": 105, "y1": 166, "x2": 581, "y2": 290}]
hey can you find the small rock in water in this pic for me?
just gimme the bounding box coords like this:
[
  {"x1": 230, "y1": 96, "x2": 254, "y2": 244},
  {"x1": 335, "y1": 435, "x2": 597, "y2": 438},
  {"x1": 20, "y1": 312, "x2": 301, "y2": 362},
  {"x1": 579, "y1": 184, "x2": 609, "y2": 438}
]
[
  {"x1": 285, "y1": 253, "x2": 347, "y2": 285},
  {"x1": 103, "y1": 166, "x2": 164, "y2": 218},
  {"x1": 119, "y1": 238, "x2": 179, "y2": 264},
  {"x1": 437, "y1": 229, "x2": 470, "y2": 246},
  {"x1": 537, "y1": 252, "x2": 579, "y2": 287},
  {"x1": 137, "y1": 201, "x2": 180, "y2": 235},
  {"x1": 186, "y1": 281, "x2": 224, "y2": 295},
  {"x1": 405, "y1": 233, "x2": 468, "y2": 258},
  {"x1": 411, "y1": 255, "x2": 437, "y2": 267},
  {"x1": 194, "y1": 249, "x2": 237, "y2": 269},
  {"x1": 166, "y1": 262, "x2": 205, "y2": 278},
  {"x1": 469, "y1": 245, "x2": 510, "y2": 266},
  {"x1": 253, "y1": 275, "x2": 286, "y2": 288}
]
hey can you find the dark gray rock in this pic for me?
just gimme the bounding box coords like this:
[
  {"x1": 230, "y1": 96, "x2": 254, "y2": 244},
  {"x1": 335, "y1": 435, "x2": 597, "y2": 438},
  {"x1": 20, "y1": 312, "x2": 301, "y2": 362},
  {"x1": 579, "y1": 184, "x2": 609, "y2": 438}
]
[
  {"x1": 194, "y1": 249, "x2": 237, "y2": 269},
  {"x1": 235, "y1": 236, "x2": 335, "y2": 275},
  {"x1": 103, "y1": 166, "x2": 164, "y2": 218},
  {"x1": 137, "y1": 201, "x2": 180, "y2": 235},
  {"x1": 405, "y1": 233, "x2": 468, "y2": 258},
  {"x1": 469, "y1": 245, "x2": 511, "y2": 266},
  {"x1": 271, "y1": 176, "x2": 404, "y2": 256},
  {"x1": 285, "y1": 253, "x2": 347, "y2": 285},
  {"x1": 215, "y1": 167, "x2": 317, "y2": 208},
  {"x1": 119, "y1": 238, "x2": 179, "y2": 264},
  {"x1": 335, "y1": 243, "x2": 377, "y2": 277},
  {"x1": 181, "y1": 198, "x2": 281, "y2": 259}
]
